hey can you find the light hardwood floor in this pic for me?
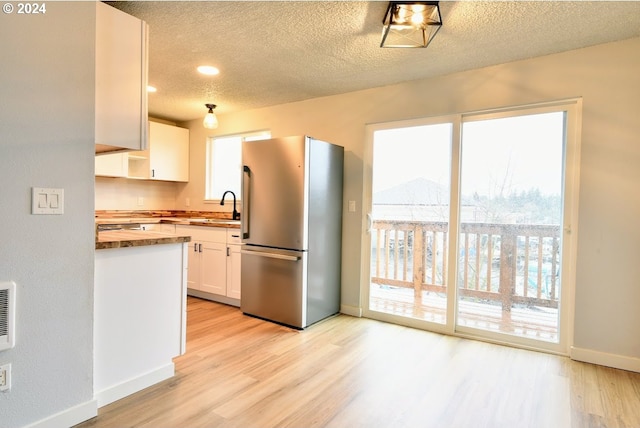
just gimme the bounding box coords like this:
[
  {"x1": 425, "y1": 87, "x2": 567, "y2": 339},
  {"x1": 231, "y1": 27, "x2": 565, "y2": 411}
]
[{"x1": 76, "y1": 297, "x2": 640, "y2": 428}]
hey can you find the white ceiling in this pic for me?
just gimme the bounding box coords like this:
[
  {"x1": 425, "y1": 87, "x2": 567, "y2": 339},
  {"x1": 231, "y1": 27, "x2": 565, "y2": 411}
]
[{"x1": 107, "y1": 1, "x2": 640, "y2": 123}]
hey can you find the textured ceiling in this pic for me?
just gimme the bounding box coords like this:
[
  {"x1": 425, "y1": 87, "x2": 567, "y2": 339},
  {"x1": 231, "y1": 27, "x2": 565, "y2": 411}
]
[{"x1": 107, "y1": 1, "x2": 640, "y2": 123}]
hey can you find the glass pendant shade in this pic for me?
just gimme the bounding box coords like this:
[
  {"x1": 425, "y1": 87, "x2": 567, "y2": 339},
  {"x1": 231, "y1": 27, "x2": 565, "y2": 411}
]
[
  {"x1": 203, "y1": 104, "x2": 218, "y2": 129},
  {"x1": 381, "y1": 1, "x2": 442, "y2": 48}
]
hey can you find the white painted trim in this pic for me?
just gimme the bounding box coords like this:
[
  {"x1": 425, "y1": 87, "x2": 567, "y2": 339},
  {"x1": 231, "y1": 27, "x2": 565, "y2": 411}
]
[
  {"x1": 95, "y1": 363, "x2": 175, "y2": 408},
  {"x1": 571, "y1": 346, "x2": 640, "y2": 373},
  {"x1": 340, "y1": 304, "x2": 362, "y2": 317},
  {"x1": 187, "y1": 288, "x2": 240, "y2": 308},
  {"x1": 24, "y1": 399, "x2": 97, "y2": 428},
  {"x1": 359, "y1": 100, "x2": 582, "y2": 355}
]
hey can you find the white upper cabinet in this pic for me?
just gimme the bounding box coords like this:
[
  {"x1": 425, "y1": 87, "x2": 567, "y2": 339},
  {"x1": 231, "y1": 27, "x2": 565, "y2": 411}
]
[
  {"x1": 96, "y1": 122, "x2": 190, "y2": 182},
  {"x1": 148, "y1": 121, "x2": 190, "y2": 182},
  {"x1": 95, "y1": 152, "x2": 128, "y2": 178},
  {"x1": 95, "y1": 2, "x2": 148, "y2": 153}
]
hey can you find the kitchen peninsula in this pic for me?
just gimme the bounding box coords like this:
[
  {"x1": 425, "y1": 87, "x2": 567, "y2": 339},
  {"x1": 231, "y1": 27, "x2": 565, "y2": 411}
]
[
  {"x1": 94, "y1": 229, "x2": 190, "y2": 407},
  {"x1": 96, "y1": 210, "x2": 242, "y2": 308}
]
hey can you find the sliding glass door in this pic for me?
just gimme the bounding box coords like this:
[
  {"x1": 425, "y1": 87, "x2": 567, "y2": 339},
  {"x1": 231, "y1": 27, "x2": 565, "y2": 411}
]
[
  {"x1": 365, "y1": 118, "x2": 454, "y2": 327},
  {"x1": 363, "y1": 101, "x2": 581, "y2": 352},
  {"x1": 456, "y1": 111, "x2": 566, "y2": 344}
]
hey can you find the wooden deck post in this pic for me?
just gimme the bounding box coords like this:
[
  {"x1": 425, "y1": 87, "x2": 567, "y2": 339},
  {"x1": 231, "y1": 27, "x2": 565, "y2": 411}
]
[
  {"x1": 413, "y1": 227, "x2": 424, "y2": 305},
  {"x1": 499, "y1": 228, "x2": 516, "y2": 331}
]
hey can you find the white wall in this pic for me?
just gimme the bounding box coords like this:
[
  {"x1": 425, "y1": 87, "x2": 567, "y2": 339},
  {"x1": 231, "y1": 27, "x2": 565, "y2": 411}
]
[
  {"x1": 179, "y1": 37, "x2": 640, "y2": 365},
  {"x1": 0, "y1": 3, "x2": 97, "y2": 426}
]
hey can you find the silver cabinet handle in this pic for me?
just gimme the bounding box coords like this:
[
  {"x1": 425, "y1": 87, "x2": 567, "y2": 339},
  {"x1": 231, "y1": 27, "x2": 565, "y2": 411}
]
[{"x1": 241, "y1": 250, "x2": 300, "y2": 261}]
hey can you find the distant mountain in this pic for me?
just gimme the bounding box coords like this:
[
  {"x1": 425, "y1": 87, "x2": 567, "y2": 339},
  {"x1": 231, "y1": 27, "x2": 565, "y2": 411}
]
[{"x1": 373, "y1": 177, "x2": 449, "y2": 206}]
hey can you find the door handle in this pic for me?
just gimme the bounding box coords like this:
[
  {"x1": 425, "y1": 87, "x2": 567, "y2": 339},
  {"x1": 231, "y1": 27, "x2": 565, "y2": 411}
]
[
  {"x1": 242, "y1": 165, "x2": 251, "y2": 239},
  {"x1": 241, "y1": 250, "x2": 300, "y2": 261}
]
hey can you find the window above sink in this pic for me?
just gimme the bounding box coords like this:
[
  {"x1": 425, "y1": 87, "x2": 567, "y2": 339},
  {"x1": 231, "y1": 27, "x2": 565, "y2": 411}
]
[{"x1": 204, "y1": 130, "x2": 271, "y2": 202}]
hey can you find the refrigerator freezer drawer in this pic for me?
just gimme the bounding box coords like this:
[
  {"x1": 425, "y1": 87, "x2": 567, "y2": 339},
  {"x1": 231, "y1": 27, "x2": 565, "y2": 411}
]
[{"x1": 240, "y1": 248, "x2": 306, "y2": 328}]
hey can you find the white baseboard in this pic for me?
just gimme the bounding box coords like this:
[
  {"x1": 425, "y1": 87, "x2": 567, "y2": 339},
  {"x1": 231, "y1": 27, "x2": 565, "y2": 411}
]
[
  {"x1": 340, "y1": 304, "x2": 362, "y2": 317},
  {"x1": 187, "y1": 288, "x2": 240, "y2": 307},
  {"x1": 95, "y1": 362, "x2": 175, "y2": 408},
  {"x1": 571, "y1": 346, "x2": 640, "y2": 373},
  {"x1": 25, "y1": 399, "x2": 97, "y2": 428}
]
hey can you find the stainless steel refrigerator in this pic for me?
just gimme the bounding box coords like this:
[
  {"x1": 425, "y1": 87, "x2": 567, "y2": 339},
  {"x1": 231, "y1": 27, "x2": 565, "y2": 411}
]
[{"x1": 240, "y1": 135, "x2": 344, "y2": 329}]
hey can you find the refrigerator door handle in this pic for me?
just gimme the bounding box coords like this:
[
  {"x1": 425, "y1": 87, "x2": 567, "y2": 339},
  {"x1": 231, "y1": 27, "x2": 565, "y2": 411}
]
[
  {"x1": 241, "y1": 249, "x2": 300, "y2": 261},
  {"x1": 242, "y1": 165, "x2": 251, "y2": 239}
]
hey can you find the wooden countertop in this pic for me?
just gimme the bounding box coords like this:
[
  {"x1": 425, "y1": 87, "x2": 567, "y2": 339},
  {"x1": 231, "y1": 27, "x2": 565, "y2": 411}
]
[
  {"x1": 96, "y1": 230, "x2": 191, "y2": 250},
  {"x1": 95, "y1": 217, "x2": 241, "y2": 229},
  {"x1": 95, "y1": 210, "x2": 241, "y2": 229}
]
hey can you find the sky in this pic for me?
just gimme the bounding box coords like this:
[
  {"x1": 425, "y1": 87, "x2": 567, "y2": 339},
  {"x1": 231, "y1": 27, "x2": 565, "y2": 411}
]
[{"x1": 372, "y1": 111, "x2": 564, "y2": 197}]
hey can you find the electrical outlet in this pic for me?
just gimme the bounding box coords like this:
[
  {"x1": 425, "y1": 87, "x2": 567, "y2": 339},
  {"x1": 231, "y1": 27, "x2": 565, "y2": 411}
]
[
  {"x1": 137, "y1": 197, "x2": 144, "y2": 206},
  {"x1": 0, "y1": 363, "x2": 11, "y2": 392}
]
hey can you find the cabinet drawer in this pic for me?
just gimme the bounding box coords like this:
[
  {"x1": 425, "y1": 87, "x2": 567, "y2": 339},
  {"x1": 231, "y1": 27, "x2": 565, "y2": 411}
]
[
  {"x1": 182, "y1": 226, "x2": 226, "y2": 243},
  {"x1": 227, "y1": 229, "x2": 242, "y2": 244},
  {"x1": 200, "y1": 227, "x2": 227, "y2": 243}
]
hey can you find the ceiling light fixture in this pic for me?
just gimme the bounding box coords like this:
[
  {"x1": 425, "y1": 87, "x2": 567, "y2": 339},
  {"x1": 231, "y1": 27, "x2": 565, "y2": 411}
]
[
  {"x1": 197, "y1": 65, "x2": 220, "y2": 76},
  {"x1": 203, "y1": 103, "x2": 219, "y2": 129},
  {"x1": 380, "y1": 1, "x2": 442, "y2": 48}
]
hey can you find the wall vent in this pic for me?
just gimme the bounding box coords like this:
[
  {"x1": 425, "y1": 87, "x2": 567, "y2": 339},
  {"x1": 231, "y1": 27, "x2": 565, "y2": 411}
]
[{"x1": 0, "y1": 281, "x2": 16, "y2": 351}]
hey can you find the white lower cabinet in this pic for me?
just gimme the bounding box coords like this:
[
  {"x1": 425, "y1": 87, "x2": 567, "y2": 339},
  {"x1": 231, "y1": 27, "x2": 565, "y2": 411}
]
[
  {"x1": 195, "y1": 240, "x2": 227, "y2": 295},
  {"x1": 176, "y1": 225, "x2": 241, "y2": 306}
]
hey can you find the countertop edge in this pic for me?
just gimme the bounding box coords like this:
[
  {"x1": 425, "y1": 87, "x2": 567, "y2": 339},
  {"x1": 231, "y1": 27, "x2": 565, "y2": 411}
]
[
  {"x1": 96, "y1": 217, "x2": 241, "y2": 229},
  {"x1": 96, "y1": 231, "x2": 191, "y2": 250}
]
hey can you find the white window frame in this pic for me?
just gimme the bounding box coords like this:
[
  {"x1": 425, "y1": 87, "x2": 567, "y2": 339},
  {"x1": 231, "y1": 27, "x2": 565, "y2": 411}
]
[
  {"x1": 205, "y1": 130, "x2": 270, "y2": 202},
  {"x1": 361, "y1": 98, "x2": 582, "y2": 356}
]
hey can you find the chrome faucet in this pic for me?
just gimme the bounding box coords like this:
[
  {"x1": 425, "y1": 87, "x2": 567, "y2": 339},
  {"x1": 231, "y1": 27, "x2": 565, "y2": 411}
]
[{"x1": 220, "y1": 190, "x2": 240, "y2": 220}]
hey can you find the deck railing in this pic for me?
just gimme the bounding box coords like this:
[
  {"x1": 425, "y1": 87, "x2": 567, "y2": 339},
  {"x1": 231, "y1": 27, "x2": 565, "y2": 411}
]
[{"x1": 371, "y1": 220, "x2": 561, "y2": 313}]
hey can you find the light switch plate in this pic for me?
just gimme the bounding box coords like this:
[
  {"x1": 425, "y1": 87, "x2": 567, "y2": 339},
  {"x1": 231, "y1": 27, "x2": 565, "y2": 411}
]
[{"x1": 32, "y1": 187, "x2": 64, "y2": 215}]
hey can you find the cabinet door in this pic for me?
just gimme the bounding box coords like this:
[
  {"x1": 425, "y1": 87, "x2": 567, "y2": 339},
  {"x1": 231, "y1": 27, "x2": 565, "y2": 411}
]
[
  {"x1": 186, "y1": 241, "x2": 200, "y2": 291},
  {"x1": 95, "y1": 2, "x2": 148, "y2": 152},
  {"x1": 227, "y1": 244, "x2": 241, "y2": 300},
  {"x1": 95, "y1": 152, "x2": 128, "y2": 177},
  {"x1": 149, "y1": 121, "x2": 189, "y2": 182},
  {"x1": 177, "y1": 226, "x2": 201, "y2": 292},
  {"x1": 199, "y1": 241, "x2": 227, "y2": 295}
]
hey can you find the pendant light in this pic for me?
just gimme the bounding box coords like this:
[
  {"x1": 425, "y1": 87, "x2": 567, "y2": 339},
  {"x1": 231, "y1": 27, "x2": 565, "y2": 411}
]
[
  {"x1": 381, "y1": 1, "x2": 442, "y2": 48},
  {"x1": 203, "y1": 103, "x2": 219, "y2": 129}
]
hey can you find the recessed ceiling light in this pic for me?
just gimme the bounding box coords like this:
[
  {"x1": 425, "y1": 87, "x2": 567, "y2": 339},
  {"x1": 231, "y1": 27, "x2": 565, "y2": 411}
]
[
  {"x1": 197, "y1": 65, "x2": 220, "y2": 76},
  {"x1": 147, "y1": 85, "x2": 157, "y2": 93}
]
